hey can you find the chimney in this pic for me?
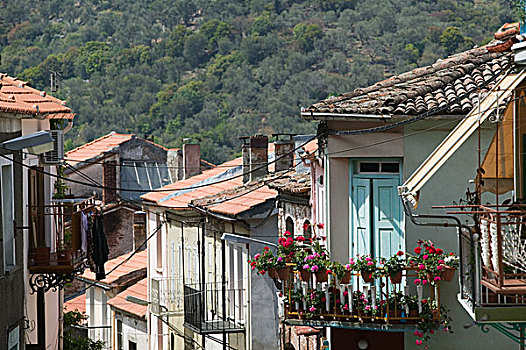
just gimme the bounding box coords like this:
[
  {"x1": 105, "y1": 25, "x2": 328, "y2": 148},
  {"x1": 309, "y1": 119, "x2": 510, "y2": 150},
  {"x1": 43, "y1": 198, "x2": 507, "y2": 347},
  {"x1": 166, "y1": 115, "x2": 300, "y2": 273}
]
[
  {"x1": 102, "y1": 160, "x2": 117, "y2": 204},
  {"x1": 241, "y1": 135, "x2": 268, "y2": 183},
  {"x1": 183, "y1": 139, "x2": 201, "y2": 179},
  {"x1": 133, "y1": 211, "x2": 146, "y2": 251},
  {"x1": 167, "y1": 149, "x2": 182, "y2": 183},
  {"x1": 273, "y1": 134, "x2": 295, "y2": 172}
]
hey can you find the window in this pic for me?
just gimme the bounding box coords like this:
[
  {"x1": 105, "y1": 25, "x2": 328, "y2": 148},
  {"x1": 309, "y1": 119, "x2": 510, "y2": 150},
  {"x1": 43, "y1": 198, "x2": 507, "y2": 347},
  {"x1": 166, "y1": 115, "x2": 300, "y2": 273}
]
[
  {"x1": 129, "y1": 340, "x2": 137, "y2": 350},
  {"x1": 1, "y1": 159, "x2": 15, "y2": 270},
  {"x1": 285, "y1": 217, "x2": 294, "y2": 235},
  {"x1": 8, "y1": 325, "x2": 19, "y2": 350},
  {"x1": 303, "y1": 220, "x2": 312, "y2": 239},
  {"x1": 116, "y1": 319, "x2": 123, "y2": 350},
  {"x1": 156, "y1": 214, "x2": 162, "y2": 269},
  {"x1": 358, "y1": 161, "x2": 399, "y2": 174}
]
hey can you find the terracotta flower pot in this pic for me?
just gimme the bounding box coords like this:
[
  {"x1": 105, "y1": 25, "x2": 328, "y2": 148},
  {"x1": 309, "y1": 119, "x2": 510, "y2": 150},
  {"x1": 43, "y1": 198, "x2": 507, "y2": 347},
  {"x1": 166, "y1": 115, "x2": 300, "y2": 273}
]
[
  {"x1": 315, "y1": 269, "x2": 328, "y2": 283},
  {"x1": 268, "y1": 267, "x2": 279, "y2": 279},
  {"x1": 389, "y1": 271, "x2": 402, "y2": 284},
  {"x1": 407, "y1": 309, "x2": 420, "y2": 323},
  {"x1": 388, "y1": 309, "x2": 402, "y2": 322},
  {"x1": 340, "y1": 271, "x2": 351, "y2": 284},
  {"x1": 441, "y1": 266, "x2": 456, "y2": 281},
  {"x1": 361, "y1": 271, "x2": 374, "y2": 283},
  {"x1": 299, "y1": 269, "x2": 311, "y2": 282},
  {"x1": 277, "y1": 266, "x2": 291, "y2": 281},
  {"x1": 31, "y1": 247, "x2": 50, "y2": 266},
  {"x1": 57, "y1": 250, "x2": 72, "y2": 265}
]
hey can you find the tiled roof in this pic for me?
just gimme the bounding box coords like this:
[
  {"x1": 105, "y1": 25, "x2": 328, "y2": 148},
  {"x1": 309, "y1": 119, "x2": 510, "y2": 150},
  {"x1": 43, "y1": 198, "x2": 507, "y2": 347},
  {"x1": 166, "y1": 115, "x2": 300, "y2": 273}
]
[
  {"x1": 191, "y1": 170, "x2": 312, "y2": 216},
  {"x1": 303, "y1": 46, "x2": 511, "y2": 117},
  {"x1": 141, "y1": 139, "x2": 317, "y2": 210},
  {"x1": 65, "y1": 132, "x2": 134, "y2": 165},
  {"x1": 64, "y1": 293, "x2": 86, "y2": 314},
  {"x1": 79, "y1": 249, "x2": 147, "y2": 287},
  {"x1": 267, "y1": 172, "x2": 310, "y2": 194},
  {"x1": 108, "y1": 278, "x2": 147, "y2": 318},
  {"x1": 0, "y1": 74, "x2": 74, "y2": 118}
]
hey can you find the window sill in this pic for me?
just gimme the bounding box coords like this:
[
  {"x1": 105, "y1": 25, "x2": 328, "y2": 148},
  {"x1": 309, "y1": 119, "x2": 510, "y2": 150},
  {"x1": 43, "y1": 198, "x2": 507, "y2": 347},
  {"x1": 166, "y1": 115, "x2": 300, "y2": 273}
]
[{"x1": 4, "y1": 264, "x2": 20, "y2": 276}]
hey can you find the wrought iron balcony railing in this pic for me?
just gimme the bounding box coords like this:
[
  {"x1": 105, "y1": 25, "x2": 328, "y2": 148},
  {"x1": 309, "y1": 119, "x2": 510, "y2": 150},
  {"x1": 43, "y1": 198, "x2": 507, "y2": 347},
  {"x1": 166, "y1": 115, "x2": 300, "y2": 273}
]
[
  {"x1": 150, "y1": 277, "x2": 184, "y2": 315},
  {"x1": 28, "y1": 197, "x2": 95, "y2": 274},
  {"x1": 282, "y1": 267, "x2": 441, "y2": 328},
  {"x1": 183, "y1": 282, "x2": 245, "y2": 334},
  {"x1": 441, "y1": 204, "x2": 526, "y2": 319}
]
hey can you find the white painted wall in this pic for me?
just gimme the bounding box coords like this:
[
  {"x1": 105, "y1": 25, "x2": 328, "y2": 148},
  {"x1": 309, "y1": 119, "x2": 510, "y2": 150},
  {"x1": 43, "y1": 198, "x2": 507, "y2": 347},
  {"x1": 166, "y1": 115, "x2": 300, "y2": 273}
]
[{"x1": 112, "y1": 310, "x2": 148, "y2": 350}]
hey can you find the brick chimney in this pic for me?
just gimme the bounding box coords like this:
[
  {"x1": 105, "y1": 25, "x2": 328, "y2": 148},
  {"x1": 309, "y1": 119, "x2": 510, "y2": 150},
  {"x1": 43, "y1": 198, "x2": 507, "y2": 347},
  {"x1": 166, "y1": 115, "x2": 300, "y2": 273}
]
[
  {"x1": 273, "y1": 134, "x2": 295, "y2": 172},
  {"x1": 183, "y1": 139, "x2": 201, "y2": 179},
  {"x1": 241, "y1": 135, "x2": 268, "y2": 183},
  {"x1": 102, "y1": 160, "x2": 117, "y2": 204},
  {"x1": 133, "y1": 211, "x2": 146, "y2": 251}
]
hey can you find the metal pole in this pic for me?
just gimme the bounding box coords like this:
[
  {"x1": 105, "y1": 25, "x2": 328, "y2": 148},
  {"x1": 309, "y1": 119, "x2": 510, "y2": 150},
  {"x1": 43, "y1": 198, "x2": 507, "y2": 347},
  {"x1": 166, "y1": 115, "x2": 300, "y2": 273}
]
[
  {"x1": 222, "y1": 238, "x2": 227, "y2": 350},
  {"x1": 37, "y1": 287, "x2": 45, "y2": 349}
]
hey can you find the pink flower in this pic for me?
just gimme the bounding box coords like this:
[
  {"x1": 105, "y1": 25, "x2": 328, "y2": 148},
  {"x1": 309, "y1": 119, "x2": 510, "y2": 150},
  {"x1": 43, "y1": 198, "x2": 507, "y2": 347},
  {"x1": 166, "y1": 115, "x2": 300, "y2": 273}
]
[
  {"x1": 413, "y1": 330, "x2": 420, "y2": 336},
  {"x1": 367, "y1": 261, "x2": 373, "y2": 266},
  {"x1": 277, "y1": 257, "x2": 283, "y2": 262},
  {"x1": 414, "y1": 279, "x2": 421, "y2": 285},
  {"x1": 311, "y1": 265, "x2": 319, "y2": 272},
  {"x1": 380, "y1": 300, "x2": 386, "y2": 305},
  {"x1": 343, "y1": 304, "x2": 348, "y2": 310},
  {"x1": 422, "y1": 279, "x2": 428, "y2": 285},
  {"x1": 345, "y1": 264, "x2": 351, "y2": 270},
  {"x1": 423, "y1": 254, "x2": 429, "y2": 260},
  {"x1": 303, "y1": 264, "x2": 310, "y2": 270},
  {"x1": 365, "y1": 305, "x2": 371, "y2": 310},
  {"x1": 418, "y1": 264, "x2": 425, "y2": 270},
  {"x1": 437, "y1": 265, "x2": 443, "y2": 270},
  {"x1": 336, "y1": 299, "x2": 341, "y2": 304},
  {"x1": 416, "y1": 339, "x2": 423, "y2": 346},
  {"x1": 365, "y1": 257, "x2": 372, "y2": 261},
  {"x1": 309, "y1": 306, "x2": 316, "y2": 312},
  {"x1": 434, "y1": 276, "x2": 441, "y2": 281},
  {"x1": 343, "y1": 291, "x2": 348, "y2": 297},
  {"x1": 254, "y1": 254, "x2": 261, "y2": 260},
  {"x1": 438, "y1": 259, "x2": 445, "y2": 264}
]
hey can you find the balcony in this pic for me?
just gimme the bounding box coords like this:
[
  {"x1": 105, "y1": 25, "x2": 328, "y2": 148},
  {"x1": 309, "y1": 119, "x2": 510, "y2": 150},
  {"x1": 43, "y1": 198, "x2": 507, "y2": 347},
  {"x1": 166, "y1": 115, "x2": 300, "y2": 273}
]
[
  {"x1": 183, "y1": 282, "x2": 245, "y2": 334},
  {"x1": 283, "y1": 268, "x2": 442, "y2": 330},
  {"x1": 28, "y1": 197, "x2": 95, "y2": 274},
  {"x1": 442, "y1": 204, "x2": 526, "y2": 322},
  {"x1": 150, "y1": 277, "x2": 184, "y2": 316}
]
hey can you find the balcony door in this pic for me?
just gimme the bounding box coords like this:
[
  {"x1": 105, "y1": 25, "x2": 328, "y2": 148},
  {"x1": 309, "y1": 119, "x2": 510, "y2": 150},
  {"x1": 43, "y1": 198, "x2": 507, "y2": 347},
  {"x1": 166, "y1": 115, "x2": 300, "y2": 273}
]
[{"x1": 350, "y1": 161, "x2": 403, "y2": 259}]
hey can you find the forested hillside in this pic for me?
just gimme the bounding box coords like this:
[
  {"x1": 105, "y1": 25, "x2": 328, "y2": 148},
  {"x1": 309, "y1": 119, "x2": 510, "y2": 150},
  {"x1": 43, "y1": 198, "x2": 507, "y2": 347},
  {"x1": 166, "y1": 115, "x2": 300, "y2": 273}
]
[{"x1": 0, "y1": 0, "x2": 518, "y2": 163}]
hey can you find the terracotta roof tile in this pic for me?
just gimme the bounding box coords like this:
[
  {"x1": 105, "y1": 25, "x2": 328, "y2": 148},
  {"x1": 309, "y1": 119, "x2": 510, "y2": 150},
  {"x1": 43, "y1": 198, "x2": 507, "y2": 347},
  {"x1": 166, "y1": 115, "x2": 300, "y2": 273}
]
[
  {"x1": 0, "y1": 74, "x2": 74, "y2": 118},
  {"x1": 65, "y1": 132, "x2": 134, "y2": 165},
  {"x1": 304, "y1": 46, "x2": 511, "y2": 116},
  {"x1": 79, "y1": 249, "x2": 147, "y2": 286},
  {"x1": 108, "y1": 278, "x2": 148, "y2": 318},
  {"x1": 64, "y1": 293, "x2": 86, "y2": 314}
]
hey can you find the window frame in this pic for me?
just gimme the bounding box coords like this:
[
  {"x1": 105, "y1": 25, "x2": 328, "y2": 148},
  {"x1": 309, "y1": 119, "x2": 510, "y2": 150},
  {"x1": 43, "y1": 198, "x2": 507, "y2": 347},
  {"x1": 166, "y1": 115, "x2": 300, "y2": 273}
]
[{"x1": 1, "y1": 155, "x2": 15, "y2": 271}]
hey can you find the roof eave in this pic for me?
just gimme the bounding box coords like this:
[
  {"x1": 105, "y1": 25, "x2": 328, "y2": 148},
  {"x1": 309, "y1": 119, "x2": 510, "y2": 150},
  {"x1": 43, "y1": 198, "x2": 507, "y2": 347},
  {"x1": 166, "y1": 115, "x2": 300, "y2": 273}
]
[{"x1": 300, "y1": 111, "x2": 392, "y2": 121}]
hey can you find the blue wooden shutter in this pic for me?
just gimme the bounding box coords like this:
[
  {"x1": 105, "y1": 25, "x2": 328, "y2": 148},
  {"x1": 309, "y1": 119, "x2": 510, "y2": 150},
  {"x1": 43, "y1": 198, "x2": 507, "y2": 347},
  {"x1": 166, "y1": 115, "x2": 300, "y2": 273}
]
[
  {"x1": 373, "y1": 178, "x2": 402, "y2": 259},
  {"x1": 352, "y1": 178, "x2": 371, "y2": 257}
]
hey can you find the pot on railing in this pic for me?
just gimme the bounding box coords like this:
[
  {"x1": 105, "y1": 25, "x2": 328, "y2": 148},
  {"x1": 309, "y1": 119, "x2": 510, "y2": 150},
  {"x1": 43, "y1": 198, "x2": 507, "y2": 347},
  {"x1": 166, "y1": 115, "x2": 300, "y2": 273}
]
[
  {"x1": 389, "y1": 271, "x2": 403, "y2": 284},
  {"x1": 361, "y1": 271, "x2": 374, "y2": 283},
  {"x1": 277, "y1": 266, "x2": 291, "y2": 281},
  {"x1": 441, "y1": 266, "x2": 456, "y2": 281},
  {"x1": 268, "y1": 267, "x2": 279, "y2": 279},
  {"x1": 31, "y1": 247, "x2": 50, "y2": 266}
]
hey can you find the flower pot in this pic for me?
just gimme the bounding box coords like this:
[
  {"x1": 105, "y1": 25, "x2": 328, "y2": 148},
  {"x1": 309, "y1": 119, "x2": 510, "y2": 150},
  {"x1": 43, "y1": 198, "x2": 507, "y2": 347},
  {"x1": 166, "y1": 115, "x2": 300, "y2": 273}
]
[
  {"x1": 407, "y1": 309, "x2": 420, "y2": 323},
  {"x1": 57, "y1": 250, "x2": 72, "y2": 265},
  {"x1": 389, "y1": 271, "x2": 402, "y2": 284},
  {"x1": 299, "y1": 269, "x2": 311, "y2": 282},
  {"x1": 277, "y1": 266, "x2": 291, "y2": 281},
  {"x1": 31, "y1": 247, "x2": 50, "y2": 266},
  {"x1": 441, "y1": 266, "x2": 456, "y2": 281},
  {"x1": 315, "y1": 269, "x2": 328, "y2": 283},
  {"x1": 268, "y1": 267, "x2": 279, "y2": 279},
  {"x1": 340, "y1": 271, "x2": 351, "y2": 284},
  {"x1": 361, "y1": 271, "x2": 374, "y2": 283}
]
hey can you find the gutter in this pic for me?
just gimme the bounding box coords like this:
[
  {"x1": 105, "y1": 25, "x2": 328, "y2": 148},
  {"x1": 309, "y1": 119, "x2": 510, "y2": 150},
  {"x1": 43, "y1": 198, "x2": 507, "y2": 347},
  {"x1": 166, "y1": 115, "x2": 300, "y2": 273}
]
[{"x1": 301, "y1": 111, "x2": 391, "y2": 121}]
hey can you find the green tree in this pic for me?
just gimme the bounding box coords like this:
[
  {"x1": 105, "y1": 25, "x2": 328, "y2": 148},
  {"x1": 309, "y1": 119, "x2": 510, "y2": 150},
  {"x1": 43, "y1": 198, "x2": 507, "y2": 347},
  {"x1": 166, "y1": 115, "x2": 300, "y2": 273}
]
[
  {"x1": 440, "y1": 26, "x2": 466, "y2": 55},
  {"x1": 293, "y1": 23, "x2": 322, "y2": 52},
  {"x1": 63, "y1": 311, "x2": 105, "y2": 350}
]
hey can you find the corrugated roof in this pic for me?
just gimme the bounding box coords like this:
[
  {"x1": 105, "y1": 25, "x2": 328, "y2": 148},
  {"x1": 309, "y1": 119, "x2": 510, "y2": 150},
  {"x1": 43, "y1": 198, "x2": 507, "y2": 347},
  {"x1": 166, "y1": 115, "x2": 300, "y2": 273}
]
[
  {"x1": 304, "y1": 46, "x2": 512, "y2": 117},
  {"x1": 79, "y1": 249, "x2": 147, "y2": 286},
  {"x1": 108, "y1": 278, "x2": 148, "y2": 318},
  {"x1": 0, "y1": 74, "x2": 74, "y2": 118}
]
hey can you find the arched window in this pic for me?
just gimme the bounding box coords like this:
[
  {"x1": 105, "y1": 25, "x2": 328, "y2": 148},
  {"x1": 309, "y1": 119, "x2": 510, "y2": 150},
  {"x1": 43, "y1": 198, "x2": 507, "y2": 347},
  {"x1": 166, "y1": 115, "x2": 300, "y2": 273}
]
[
  {"x1": 285, "y1": 217, "x2": 294, "y2": 236},
  {"x1": 303, "y1": 220, "x2": 312, "y2": 239}
]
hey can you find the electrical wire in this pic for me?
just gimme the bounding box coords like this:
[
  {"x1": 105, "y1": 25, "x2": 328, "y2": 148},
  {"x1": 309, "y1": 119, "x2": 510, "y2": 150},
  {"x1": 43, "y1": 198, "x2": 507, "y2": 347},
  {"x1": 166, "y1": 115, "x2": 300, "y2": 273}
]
[{"x1": 0, "y1": 132, "x2": 320, "y2": 193}]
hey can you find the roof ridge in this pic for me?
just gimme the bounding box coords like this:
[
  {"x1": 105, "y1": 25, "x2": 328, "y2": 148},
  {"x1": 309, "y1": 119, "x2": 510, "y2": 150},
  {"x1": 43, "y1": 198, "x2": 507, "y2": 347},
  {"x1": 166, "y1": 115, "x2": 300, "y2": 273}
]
[{"x1": 65, "y1": 132, "x2": 134, "y2": 155}]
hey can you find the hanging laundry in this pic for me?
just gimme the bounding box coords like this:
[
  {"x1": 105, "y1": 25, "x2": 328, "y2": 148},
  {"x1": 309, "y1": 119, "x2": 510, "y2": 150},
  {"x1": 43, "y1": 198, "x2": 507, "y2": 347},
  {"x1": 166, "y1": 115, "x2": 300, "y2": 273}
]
[
  {"x1": 80, "y1": 211, "x2": 88, "y2": 254},
  {"x1": 92, "y1": 212, "x2": 109, "y2": 280}
]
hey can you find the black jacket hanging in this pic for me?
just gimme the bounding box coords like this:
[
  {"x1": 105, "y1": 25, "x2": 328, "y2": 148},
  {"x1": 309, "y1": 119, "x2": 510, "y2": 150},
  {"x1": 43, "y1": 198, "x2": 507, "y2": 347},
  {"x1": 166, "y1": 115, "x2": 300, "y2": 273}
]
[{"x1": 92, "y1": 213, "x2": 109, "y2": 280}]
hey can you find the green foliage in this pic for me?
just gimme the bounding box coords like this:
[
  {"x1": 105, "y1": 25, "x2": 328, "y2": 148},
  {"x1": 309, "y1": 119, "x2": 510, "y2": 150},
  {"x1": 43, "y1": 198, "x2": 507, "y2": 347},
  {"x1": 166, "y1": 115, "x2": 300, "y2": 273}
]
[
  {"x1": 0, "y1": 0, "x2": 517, "y2": 164},
  {"x1": 63, "y1": 311, "x2": 105, "y2": 350}
]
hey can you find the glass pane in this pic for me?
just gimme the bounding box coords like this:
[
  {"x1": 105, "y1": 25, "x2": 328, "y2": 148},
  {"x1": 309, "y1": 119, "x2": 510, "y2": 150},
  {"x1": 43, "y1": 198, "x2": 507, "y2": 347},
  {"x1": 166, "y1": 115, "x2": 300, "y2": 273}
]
[
  {"x1": 359, "y1": 162, "x2": 380, "y2": 173},
  {"x1": 381, "y1": 162, "x2": 399, "y2": 173}
]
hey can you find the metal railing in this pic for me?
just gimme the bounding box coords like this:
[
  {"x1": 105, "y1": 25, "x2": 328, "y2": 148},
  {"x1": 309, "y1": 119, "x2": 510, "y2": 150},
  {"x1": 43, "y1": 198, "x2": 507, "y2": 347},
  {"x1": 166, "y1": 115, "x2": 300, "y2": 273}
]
[
  {"x1": 150, "y1": 277, "x2": 184, "y2": 315},
  {"x1": 183, "y1": 282, "x2": 245, "y2": 334},
  {"x1": 283, "y1": 267, "x2": 441, "y2": 325},
  {"x1": 28, "y1": 197, "x2": 95, "y2": 273}
]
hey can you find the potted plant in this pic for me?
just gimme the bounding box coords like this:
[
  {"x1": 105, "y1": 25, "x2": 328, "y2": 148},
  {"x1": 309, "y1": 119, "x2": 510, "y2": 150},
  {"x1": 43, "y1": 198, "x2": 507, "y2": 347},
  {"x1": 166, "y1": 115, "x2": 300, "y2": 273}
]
[
  {"x1": 409, "y1": 240, "x2": 451, "y2": 286},
  {"x1": 331, "y1": 260, "x2": 353, "y2": 284},
  {"x1": 274, "y1": 255, "x2": 290, "y2": 281},
  {"x1": 249, "y1": 246, "x2": 275, "y2": 276},
  {"x1": 355, "y1": 255, "x2": 378, "y2": 283},
  {"x1": 305, "y1": 289, "x2": 326, "y2": 319},
  {"x1": 301, "y1": 240, "x2": 330, "y2": 282},
  {"x1": 293, "y1": 249, "x2": 311, "y2": 281},
  {"x1": 441, "y1": 253, "x2": 459, "y2": 281},
  {"x1": 403, "y1": 295, "x2": 420, "y2": 322},
  {"x1": 382, "y1": 250, "x2": 406, "y2": 284},
  {"x1": 277, "y1": 231, "x2": 301, "y2": 262},
  {"x1": 414, "y1": 301, "x2": 453, "y2": 348}
]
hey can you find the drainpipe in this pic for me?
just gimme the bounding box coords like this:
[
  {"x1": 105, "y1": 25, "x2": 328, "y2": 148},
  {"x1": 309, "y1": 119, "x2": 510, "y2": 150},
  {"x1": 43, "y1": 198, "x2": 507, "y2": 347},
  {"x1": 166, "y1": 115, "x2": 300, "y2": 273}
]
[{"x1": 401, "y1": 199, "x2": 480, "y2": 305}]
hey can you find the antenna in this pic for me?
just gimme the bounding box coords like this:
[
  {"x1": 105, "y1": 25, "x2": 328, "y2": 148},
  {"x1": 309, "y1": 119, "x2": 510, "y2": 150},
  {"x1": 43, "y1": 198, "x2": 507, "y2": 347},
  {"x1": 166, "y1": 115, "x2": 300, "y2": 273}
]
[{"x1": 49, "y1": 71, "x2": 62, "y2": 92}]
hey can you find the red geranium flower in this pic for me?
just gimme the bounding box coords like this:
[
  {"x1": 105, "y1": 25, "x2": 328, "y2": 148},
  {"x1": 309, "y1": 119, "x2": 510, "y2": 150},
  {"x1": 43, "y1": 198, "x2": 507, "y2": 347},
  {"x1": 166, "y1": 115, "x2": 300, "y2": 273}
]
[
  {"x1": 296, "y1": 236, "x2": 305, "y2": 242},
  {"x1": 316, "y1": 223, "x2": 325, "y2": 229},
  {"x1": 414, "y1": 246, "x2": 422, "y2": 254},
  {"x1": 303, "y1": 223, "x2": 310, "y2": 231},
  {"x1": 436, "y1": 248, "x2": 443, "y2": 255},
  {"x1": 397, "y1": 250, "x2": 404, "y2": 256},
  {"x1": 284, "y1": 231, "x2": 292, "y2": 236}
]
